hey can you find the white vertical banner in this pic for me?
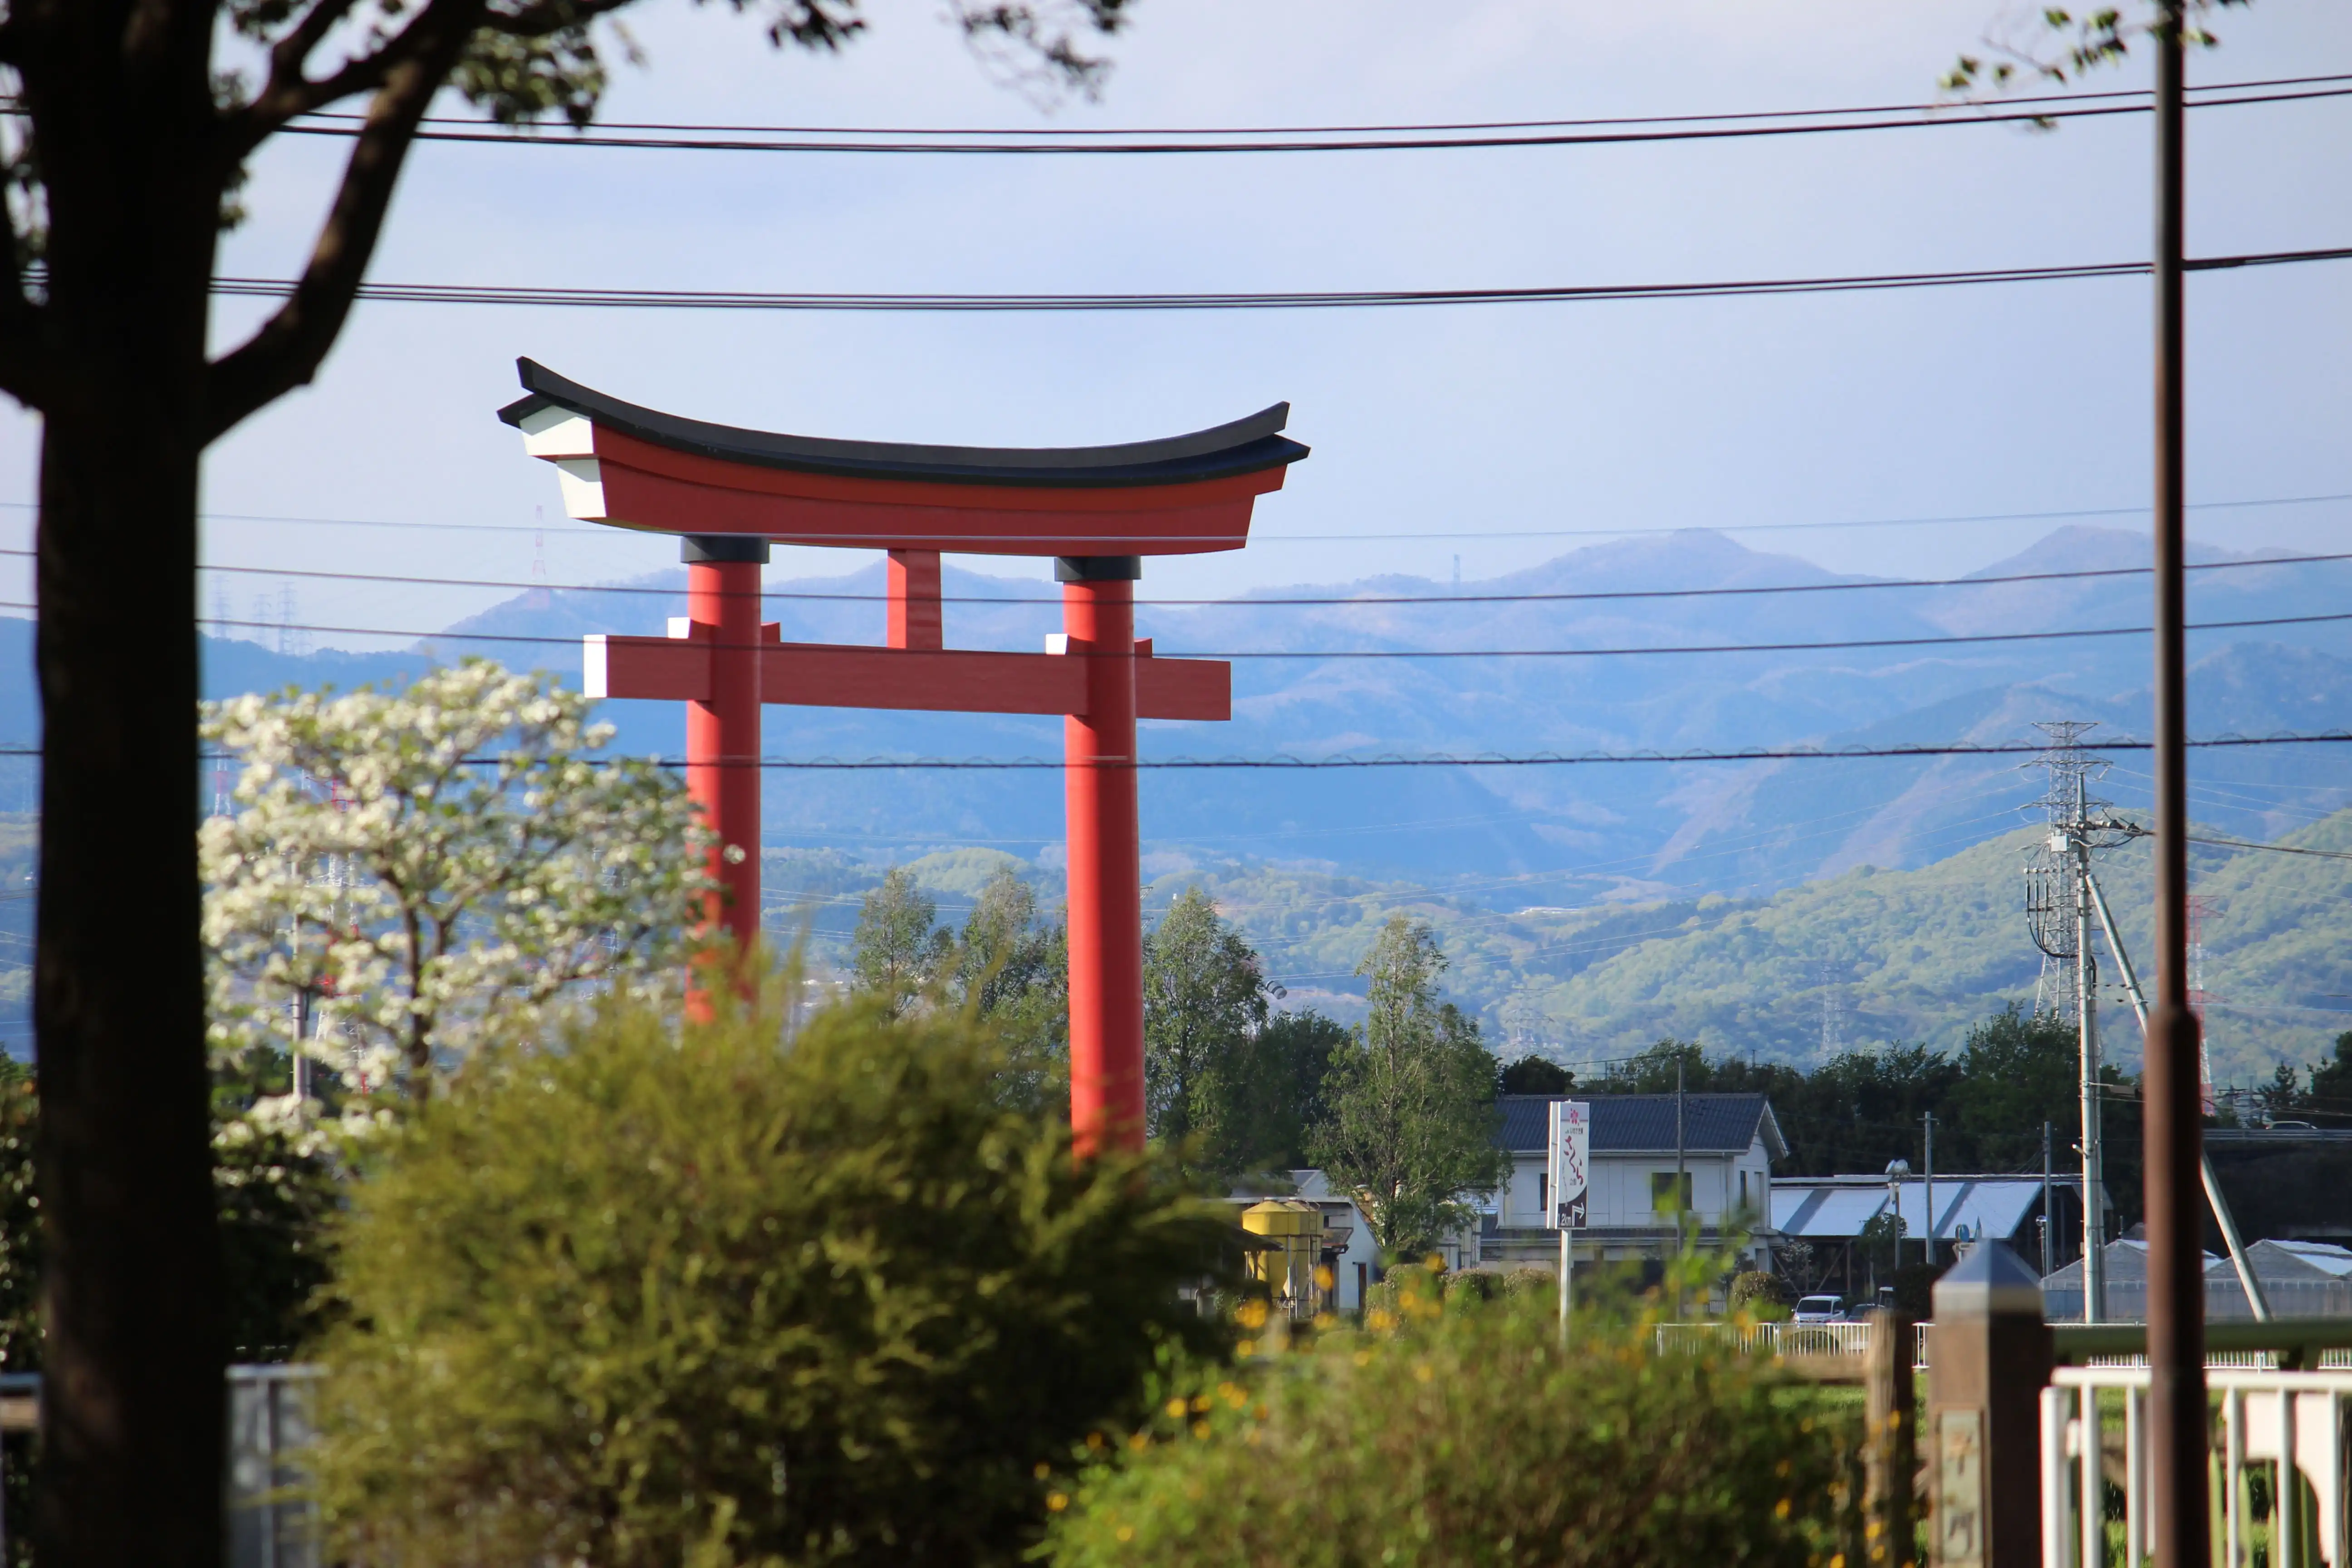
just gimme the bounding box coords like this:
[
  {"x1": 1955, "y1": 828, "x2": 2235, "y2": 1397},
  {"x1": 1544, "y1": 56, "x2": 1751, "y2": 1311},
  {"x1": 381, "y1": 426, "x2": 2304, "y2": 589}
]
[{"x1": 1547, "y1": 1100, "x2": 1590, "y2": 1230}]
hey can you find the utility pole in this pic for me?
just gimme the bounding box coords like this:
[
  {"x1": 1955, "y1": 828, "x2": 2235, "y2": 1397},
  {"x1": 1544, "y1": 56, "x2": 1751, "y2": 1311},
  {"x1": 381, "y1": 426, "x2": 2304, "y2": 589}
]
[
  {"x1": 1921, "y1": 1112, "x2": 1937, "y2": 1268},
  {"x1": 2028, "y1": 724, "x2": 2117, "y2": 1323},
  {"x1": 1674, "y1": 1059, "x2": 1687, "y2": 1257},
  {"x1": 2146, "y1": 12, "x2": 2208, "y2": 1564},
  {"x1": 2041, "y1": 1121, "x2": 2054, "y2": 1277},
  {"x1": 2073, "y1": 764, "x2": 2106, "y2": 1324}
]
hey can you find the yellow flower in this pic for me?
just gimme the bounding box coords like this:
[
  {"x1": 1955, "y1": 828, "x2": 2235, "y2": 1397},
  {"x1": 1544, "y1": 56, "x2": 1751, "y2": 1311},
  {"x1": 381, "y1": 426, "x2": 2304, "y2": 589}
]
[
  {"x1": 1353, "y1": 1351, "x2": 1373, "y2": 1368},
  {"x1": 1238, "y1": 1338, "x2": 1258, "y2": 1357},
  {"x1": 1774, "y1": 1499, "x2": 1793, "y2": 1520},
  {"x1": 1192, "y1": 1421, "x2": 1212, "y2": 1440},
  {"x1": 1128, "y1": 1432, "x2": 1151, "y2": 1452},
  {"x1": 1116, "y1": 1525, "x2": 1135, "y2": 1543},
  {"x1": 1413, "y1": 1362, "x2": 1434, "y2": 1383},
  {"x1": 1219, "y1": 1381, "x2": 1248, "y2": 1408},
  {"x1": 1166, "y1": 1397, "x2": 1189, "y2": 1420},
  {"x1": 1190, "y1": 1394, "x2": 1213, "y2": 1414},
  {"x1": 1047, "y1": 1492, "x2": 1069, "y2": 1513},
  {"x1": 1086, "y1": 1431, "x2": 1106, "y2": 1451},
  {"x1": 1034, "y1": 1462, "x2": 1052, "y2": 1480}
]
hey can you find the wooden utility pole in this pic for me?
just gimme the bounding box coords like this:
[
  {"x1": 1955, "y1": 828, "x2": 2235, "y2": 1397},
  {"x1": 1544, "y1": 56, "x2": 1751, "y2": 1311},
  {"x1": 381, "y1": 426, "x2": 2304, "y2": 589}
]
[{"x1": 2146, "y1": 8, "x2": 2209, "y2": 1567}]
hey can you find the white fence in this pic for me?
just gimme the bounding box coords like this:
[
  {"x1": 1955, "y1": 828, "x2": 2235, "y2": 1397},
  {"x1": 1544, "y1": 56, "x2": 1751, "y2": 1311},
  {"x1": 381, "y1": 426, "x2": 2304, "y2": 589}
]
[
  {"x1": 1656, "y1": 1320, "x2": 1885, "y2": 1360},
  {"x1": 2043, "y1": 1363, "x2": 2352, "y2": 1568}
]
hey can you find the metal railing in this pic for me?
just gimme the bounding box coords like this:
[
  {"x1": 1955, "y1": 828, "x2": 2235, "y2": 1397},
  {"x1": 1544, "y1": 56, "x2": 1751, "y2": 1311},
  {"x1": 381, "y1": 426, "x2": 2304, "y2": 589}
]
[
  {"x1": 2042, "y1": 1363, "x2": 2352, "y2": 1568},
  {"x1": 1654, "y1": 1319, "x2": 1888, "y2": 1361}
]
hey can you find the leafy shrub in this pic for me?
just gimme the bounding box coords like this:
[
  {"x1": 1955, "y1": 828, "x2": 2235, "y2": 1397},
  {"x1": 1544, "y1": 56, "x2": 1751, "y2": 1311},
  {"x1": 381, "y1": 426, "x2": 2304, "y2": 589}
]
[
  {"x1": 1730, "y1": 1270, "x2": 1790, "y2": 1318},
  {"x1": 311, "y1": 990, "x2": 1238, "y2": 1568},
  {"x1": 1046, "y1": 1260, "x2": 1861, "y2": 1568}
]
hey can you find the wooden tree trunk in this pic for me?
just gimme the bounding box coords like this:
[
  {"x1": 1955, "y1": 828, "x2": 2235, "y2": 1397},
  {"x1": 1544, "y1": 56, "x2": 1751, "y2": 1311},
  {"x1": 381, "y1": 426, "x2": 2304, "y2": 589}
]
[
  {"x1": 33, "y1": 402, "x2": 223, "y2": 1568},
  {"x1": 26, "y1": 9, "x2": 228, "y2": 1552}
]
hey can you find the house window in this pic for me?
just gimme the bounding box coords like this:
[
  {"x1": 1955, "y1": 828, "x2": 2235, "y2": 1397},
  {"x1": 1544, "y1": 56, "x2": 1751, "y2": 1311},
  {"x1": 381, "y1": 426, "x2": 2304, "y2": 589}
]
[
  {"x1": 1537, "y1": 1172, "x2": 1548, "y2": 1219},
  {"x1": 1651, "y1": 1172, "x2": 1693, "y2": 1214}
]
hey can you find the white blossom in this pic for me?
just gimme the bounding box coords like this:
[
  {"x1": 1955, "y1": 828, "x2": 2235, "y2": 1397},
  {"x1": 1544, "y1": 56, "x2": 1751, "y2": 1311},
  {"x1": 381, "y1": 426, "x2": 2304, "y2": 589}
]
[{"x1": 201, "y1": 659, "x2": 714, "y2": 1108}]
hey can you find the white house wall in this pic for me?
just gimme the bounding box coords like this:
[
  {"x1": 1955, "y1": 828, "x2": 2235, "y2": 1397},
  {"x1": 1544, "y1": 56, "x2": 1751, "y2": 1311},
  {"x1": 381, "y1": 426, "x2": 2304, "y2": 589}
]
[{"x1": 1501, "y1": 1134, "x2": 1777, "y2": 1229}]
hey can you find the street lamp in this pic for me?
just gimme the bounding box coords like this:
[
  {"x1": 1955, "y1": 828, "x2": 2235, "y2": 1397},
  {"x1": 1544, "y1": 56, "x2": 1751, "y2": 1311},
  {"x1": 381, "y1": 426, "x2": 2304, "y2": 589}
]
[{"x1": 1885, "y1": 1159, "x2": 1911, "y2": 1277}]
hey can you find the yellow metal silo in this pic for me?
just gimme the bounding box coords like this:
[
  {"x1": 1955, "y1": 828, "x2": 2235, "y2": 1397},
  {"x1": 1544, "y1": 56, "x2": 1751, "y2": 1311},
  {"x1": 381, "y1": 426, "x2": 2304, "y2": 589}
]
[{"x1": 1241, "y1": 1199, "x2": 1326, "y2": 1318}]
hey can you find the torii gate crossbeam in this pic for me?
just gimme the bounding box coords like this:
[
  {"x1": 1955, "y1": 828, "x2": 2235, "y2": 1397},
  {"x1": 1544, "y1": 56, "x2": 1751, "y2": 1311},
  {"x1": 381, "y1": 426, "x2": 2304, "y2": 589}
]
[{"x1": 499, "y1": 359, "x2": 1308, "y2": 1153}]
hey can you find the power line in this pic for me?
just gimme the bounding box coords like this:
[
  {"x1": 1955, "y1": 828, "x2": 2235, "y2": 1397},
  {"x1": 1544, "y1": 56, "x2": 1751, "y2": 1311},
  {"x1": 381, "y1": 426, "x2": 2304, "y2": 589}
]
[
  {"x1": 199, "y1": 244, "x2": 2352, "y2": 313},
  {"x1": 15, "y1": 543, "x2": 2344, "y2": 610},
  {"x1": 267, "y1": 79, "x2": 2352, "y2": 156},
  {"x1": 8, "y1": 490, "x2": 2344, "y2": 544},
  {"x1": 288, "y1": 70, "x2": 2352, "y2": 140},
  {"x1": 2184, "y1": 832, "x2": 2352, "y2": 863},
  {"x1": 15, "y1": 733, "x2": 2348, "y2": 770},
  {"x1": 130, "y1": 603, "x2": 2352, "y2": 658}
]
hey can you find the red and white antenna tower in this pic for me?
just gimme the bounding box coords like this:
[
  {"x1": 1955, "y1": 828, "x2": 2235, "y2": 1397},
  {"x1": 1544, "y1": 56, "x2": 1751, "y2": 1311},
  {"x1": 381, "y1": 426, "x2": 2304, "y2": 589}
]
[{"x1": 2187, "y1": 892, "x2": 2216, "y2": 1113}]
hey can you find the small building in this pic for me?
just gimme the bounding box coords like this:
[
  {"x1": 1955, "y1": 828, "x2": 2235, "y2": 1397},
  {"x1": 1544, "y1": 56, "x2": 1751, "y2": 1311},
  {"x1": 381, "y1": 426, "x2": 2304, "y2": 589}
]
[
  {"x1": 1480, "y1": 1093, "x2": 1788, "y2": 1275},
  {"x1": 1770, "y1": 1173, "x2": 2091, "y2": 1302},
  {"x1": 2041, "y1": 1236, "x2": 2352, "y2": 1322}
]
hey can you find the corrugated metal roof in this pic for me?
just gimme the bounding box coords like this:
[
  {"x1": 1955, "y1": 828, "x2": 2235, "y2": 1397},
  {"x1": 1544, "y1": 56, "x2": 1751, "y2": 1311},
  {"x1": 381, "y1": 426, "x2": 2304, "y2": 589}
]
[
  {"x1": 1774, "y1": 1187, "x2": 1891, "y2": 1239},
  {"x1": 1495, "y1": 1094, "x2": 1779, "y2": 1157},
  {"x1": 1769, "y1": 1176, "x2": 2075, "y2": 1242}
]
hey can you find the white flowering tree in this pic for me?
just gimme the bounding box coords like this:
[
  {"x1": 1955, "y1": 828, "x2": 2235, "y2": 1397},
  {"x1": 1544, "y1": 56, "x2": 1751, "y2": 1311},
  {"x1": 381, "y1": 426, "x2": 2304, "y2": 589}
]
[{"x1": 201, "y1": 659, "x2": 711, "y2": 1105}]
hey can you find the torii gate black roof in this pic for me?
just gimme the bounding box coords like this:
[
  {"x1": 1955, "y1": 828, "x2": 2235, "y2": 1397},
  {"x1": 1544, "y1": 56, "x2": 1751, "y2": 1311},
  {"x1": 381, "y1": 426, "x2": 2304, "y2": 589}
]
[{"x1": 496, "y1": 358, "x2": 1309, "y2": 490}]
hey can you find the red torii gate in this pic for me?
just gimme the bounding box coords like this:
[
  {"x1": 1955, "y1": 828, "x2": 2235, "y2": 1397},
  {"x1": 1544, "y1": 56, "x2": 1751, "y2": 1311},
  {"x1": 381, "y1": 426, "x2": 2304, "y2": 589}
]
[{"x1": 498, "y1": 359, "x2": 1308, "y2": 1153}]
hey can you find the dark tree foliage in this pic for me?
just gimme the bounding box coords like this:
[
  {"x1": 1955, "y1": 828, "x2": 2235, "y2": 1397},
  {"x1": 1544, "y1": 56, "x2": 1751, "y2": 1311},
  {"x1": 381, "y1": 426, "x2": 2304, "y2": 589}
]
[
  {"x1": 2260, "y1": 1030, "x2": 2352, "y2": 1129},
  {"x1": 1216, "y1": 1009, "x2": 1349, "y2": 1176},
  {"x1": 1498, "y1": 1054, "x2": 1575, "y2": 1096}
]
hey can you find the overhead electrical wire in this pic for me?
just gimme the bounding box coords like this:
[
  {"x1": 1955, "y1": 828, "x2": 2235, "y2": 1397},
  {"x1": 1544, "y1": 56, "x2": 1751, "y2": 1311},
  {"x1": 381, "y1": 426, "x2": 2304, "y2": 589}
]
[
  {"x1": 2184, "y1": 832, "x2": 2352, "y2": 862},
  {"x1": 23, "y1": 543, "x2": 2345, "y2": 610},
  {"x1": 200, "y1": 244, "x2": 2352, "y2": 314},
  {"x1": 263, "y1": 75, "x2": 2352, "y2": 155},
  {"x1": 116, "y1": 602, "x2": 2352, "y2": 657},
  {"x1": 9, "y1": 491, "x2": 2344, "y2": 545},
  {"x1": 292, "y1": 71, "x2": 2352, "y2": 138},
  {"x1": 17, "y1": 733, "x2": 2346, "y2": 771}
]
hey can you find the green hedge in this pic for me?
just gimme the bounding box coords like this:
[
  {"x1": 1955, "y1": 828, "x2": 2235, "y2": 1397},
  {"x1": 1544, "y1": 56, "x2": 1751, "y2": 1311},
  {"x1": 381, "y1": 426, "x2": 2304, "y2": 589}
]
[
  {"x1": 1045, "y1": 1263, "x2": 1861, "y2": 1568},
  {"x1": 311, "y1": 991, "x2": 1238, "y2": 1567}
]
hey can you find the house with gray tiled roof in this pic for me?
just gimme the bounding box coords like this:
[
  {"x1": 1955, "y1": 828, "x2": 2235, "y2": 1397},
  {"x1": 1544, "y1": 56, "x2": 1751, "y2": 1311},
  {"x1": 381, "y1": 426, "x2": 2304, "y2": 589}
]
[{"x1": 1480, "y1": 1093, "x2": 1788, "y2": 1276}]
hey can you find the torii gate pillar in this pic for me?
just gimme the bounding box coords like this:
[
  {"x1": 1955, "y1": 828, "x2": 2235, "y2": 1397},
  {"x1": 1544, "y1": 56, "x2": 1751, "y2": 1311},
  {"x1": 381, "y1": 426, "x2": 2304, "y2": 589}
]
[
  {"x1": 501, "y1": 361, "x2": 1308, "y2": 1155},
  {"x1": 1060, "y1": 556, "x2": 1144, "y2": 1150}
]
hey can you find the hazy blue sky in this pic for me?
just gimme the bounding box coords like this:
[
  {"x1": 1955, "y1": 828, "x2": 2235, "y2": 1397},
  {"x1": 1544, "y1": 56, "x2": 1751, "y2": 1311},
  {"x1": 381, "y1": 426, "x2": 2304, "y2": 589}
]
[{"x1": 3, "y1": 0, "x2": 2347, "y2": 646}]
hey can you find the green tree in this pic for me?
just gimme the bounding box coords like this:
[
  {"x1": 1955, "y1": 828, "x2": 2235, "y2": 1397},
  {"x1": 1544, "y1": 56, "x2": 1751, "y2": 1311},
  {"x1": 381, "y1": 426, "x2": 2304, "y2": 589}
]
[
  {"x1": 1946, "y1": 1004, "x2": 2080, "y2": 1167},
  {"x1": 5, "y1": 0, "x2": 1132, "y2": 1553},
  {"x1": 1220, "y1": 1009, "x2": 1349, "y2": 1176},
  {"x1": 951, "y1": 866, "x2": 1069, "y2": 1112},
  {"x1": 1499, "y1": 1055, "x2": 1575, "y2": 1095},
  {"x1": 311, "y1": 988, "x2": 1233, "y2": 1568},
  {"x1": 852, "y1": 866, "x2": 953, "y2": 1016},
  {"x1": 1142, "y1": 887, "x2": 1271, "y2": 1173},
  {"x1": 2305, "y1": 1031, "x2": 2352, "y2": 1129},
  {"x1": 1311, "y1": 918, "x2": 1506, "y2": 1259}
]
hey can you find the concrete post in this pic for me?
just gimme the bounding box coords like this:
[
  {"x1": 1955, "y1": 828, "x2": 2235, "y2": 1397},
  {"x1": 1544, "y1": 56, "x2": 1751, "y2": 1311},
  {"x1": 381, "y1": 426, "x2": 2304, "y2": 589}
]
[
  {"x1": 1866, "y1": 1308, "x2": 1919, "y2": 1568},
  {"x1": 1926, "y1": 1241, "x2": 2052, "y2": 1568}
]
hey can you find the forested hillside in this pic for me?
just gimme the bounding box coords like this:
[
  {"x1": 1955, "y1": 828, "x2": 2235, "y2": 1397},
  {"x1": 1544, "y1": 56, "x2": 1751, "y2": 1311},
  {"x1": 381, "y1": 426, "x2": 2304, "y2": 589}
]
[{"x1": 771, "y1": 805, "x2": 2352, "y2": 1092}]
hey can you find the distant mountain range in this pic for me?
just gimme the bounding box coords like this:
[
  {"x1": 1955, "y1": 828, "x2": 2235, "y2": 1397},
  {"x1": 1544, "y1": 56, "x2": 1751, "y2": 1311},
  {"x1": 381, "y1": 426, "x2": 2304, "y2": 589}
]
[{"x1": 3, "y1": 524, "x2": 2346, "y2": 1063}]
